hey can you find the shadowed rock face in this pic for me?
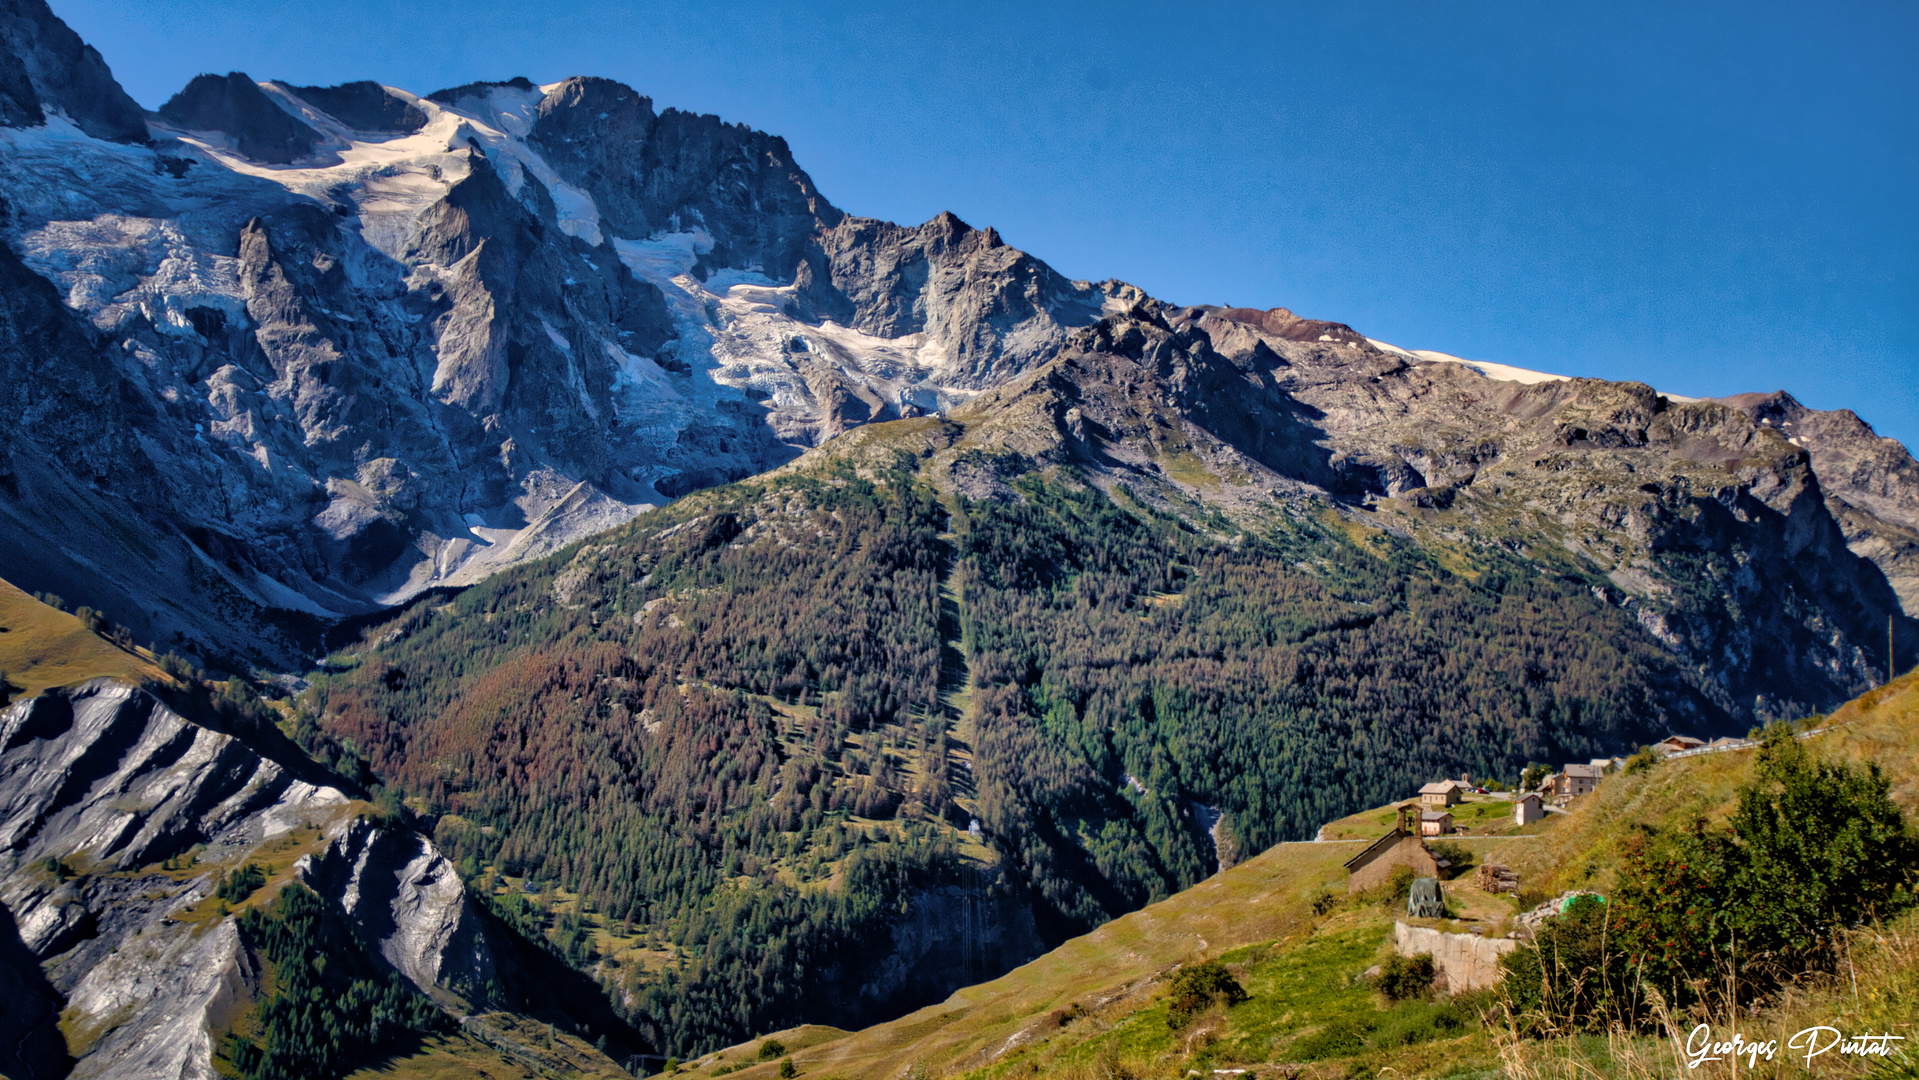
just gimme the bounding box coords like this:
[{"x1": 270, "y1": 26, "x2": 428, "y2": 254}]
[
  {"x1": 158, "y1": 72, "x2": 323, "y2": 164},
  {"x1": 281, "y1": 79, "x2": 429, "y2": 134},
  {"x1": 1716, "y1": 390, "x2": 1919, "y2": 618},
  {"x1": 523, "y1": 75, "x2": 843, "y2": 281},
  {"x1": 0, "y1": 0, "x2": 147, "y2": 143}
]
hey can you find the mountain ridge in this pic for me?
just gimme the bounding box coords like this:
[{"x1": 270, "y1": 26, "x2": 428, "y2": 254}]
[{"x1": 4, "y1": 0, "x2": 1919, "y2": 1068}]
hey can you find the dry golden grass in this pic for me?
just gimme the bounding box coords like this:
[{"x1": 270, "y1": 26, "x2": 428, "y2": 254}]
[{"x1": 0, "y1": 575, "x2": 165, "y2": 695}]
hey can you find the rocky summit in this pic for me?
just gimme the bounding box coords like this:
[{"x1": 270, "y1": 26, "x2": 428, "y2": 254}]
[{"x1": 1, "y1": 0, "x2": 1913, "y2": 679}]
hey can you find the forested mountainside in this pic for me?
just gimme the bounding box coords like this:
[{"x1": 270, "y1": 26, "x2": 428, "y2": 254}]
[
  {"x1": 313, "y1": 459, "x2": 1685, "y2": 1052},
  {"x1": 5, "y1": 0, "x2": 1919, "y2": 1071},
  {"x1": 304, "y1": 287, "x2": 1918, "y2": 1054}
]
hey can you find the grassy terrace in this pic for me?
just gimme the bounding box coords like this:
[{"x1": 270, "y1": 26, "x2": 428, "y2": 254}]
[{"x1": 0, "y1": 576, "x2": 165, "y2": 696}]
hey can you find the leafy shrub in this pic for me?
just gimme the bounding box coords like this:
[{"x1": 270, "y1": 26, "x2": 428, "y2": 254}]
[
  {"x1": 1499, "y1": 894, "x2": 1638, "y2": 1033},
  {"x1": 1374, "y1": 952, "x2": 1435, "y2": 1001},
  {"x1": 1426, "y1": 841, "x2": 1472, "y2": 878},
  {"x1": 757, "y1": 1039, "x2": 786, "y2": 1061},
  {"x1": 1612, "y1": 728, "x2": 1917, "y2": 1011},
  {"x1": 1504, "y1": 732, "x2": 1919, "y2": 1034},
  {"x1": 779, "y1": 1058, "x2": 797, "y2": 1078},
  {"x1": 1165, "y1": 959, "x2": 1248, "y2": 1028}
]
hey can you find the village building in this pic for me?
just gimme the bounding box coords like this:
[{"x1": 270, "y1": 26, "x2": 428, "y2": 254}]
[
  {"x1": 1343, "y1": 804, "x2": 1443, "y2": 892},
  {"x1": 1420, "y1": 810, "x2": 1453, "y2": 836},
  {"x1": 1514, "y1": 791, "x2": 1544, "y2": 826},
  {"x1": 1555, "y1": 763, "x2": 1602, "y2": 803},
  {"x1": 1419, "y1": 780, "x2": 1463, "y2": 806},
  {"x1": 1656, "y1": 735, "x2": 1705, "y2": 754}
]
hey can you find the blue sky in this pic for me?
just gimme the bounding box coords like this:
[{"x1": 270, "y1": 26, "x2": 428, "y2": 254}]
[{"x1": 58, "y1": 0, "x2": 1919, "y2": 446}]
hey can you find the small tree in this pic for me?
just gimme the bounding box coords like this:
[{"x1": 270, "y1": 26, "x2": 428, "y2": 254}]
[
  {"x1": 757, "y1": 1039, "x2": 786, "y2": 1061},
  {"x1": 1165, "y1": 959, "x2": 1248, "y2": 1028},
  {"x1": 1727, "y1": 728, "x2": 1919, "y2": 969},
  {"x1": 1374, "y1": 952, "x2": 1435, "y2": 1001}
]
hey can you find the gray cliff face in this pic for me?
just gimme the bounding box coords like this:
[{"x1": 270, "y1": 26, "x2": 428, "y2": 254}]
[
  {"x1": 0, "y1": 681, "x2": 513, "y2": 1079},
  {"x1": 796, "y1": 211, "x2": 1125, "y2": 387},
  {"x1": 520, "y1": 75, "x2": 842, "y2": 282},
  {"x1": 1717, "y1": 390, "x2": 1919, "y2": 618},
  {"x1": 840, "y1": 878, "x2": 1044, "y2": 1022},
  {"x1": 295, "y1": 814, "x2": 498, "y2": 996}
]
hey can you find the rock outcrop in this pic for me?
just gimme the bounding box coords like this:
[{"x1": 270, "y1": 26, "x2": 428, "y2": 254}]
[
  {"x1": 0, "y1": 0, "x2": 148, "y2": 143},
  {"x1": 157, "y1": 73, "x2": 323, "y2": 164},
  {"x1": 279, "y1": 79, "x2": 429, "y2": 135},
  {"x1": 0, "y1": 680, "x2": 561, "y2": 1079},
  {"x1": 1717, "y1": 391, "x2": 1919, "y2": 617}
]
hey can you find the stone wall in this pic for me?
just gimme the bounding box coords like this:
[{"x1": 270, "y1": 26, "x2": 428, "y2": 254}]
[{"x1": 1393, "y1": 921, "x2": 1518, "y2": 992}]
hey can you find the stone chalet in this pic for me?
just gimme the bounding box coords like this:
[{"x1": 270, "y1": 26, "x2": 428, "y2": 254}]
[
  {"x1": 1344, "y1": 804, "x2": 1443, "y2": 892},
  {"x1": 1420, "y1": 810, "x2": 1453, "y2": 837},
  {"x1": 1514, "y1": 791, "x2": 1545, "y2": 826},
  {"x1": 1555, "y1": 763, "x2": 1602, "y2": 803},
  {"x1": 1419, "y1": 780, "x2": 1464, "y2": 806}
]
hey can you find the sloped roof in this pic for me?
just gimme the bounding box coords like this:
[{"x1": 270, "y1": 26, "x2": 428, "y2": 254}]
[
  {"x1": 1418, "y1": 780, "x2": 1461, "y2": 794},
  {"x1": 1343, "y1": 826, "x2": 1414, "y2": 870},
  {"x1": 1564, "y1": 764, "x2": 1603, "y2": 779}
]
